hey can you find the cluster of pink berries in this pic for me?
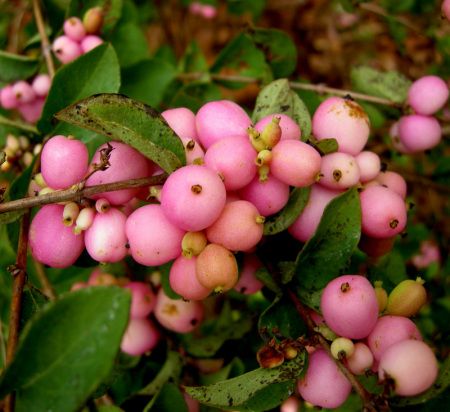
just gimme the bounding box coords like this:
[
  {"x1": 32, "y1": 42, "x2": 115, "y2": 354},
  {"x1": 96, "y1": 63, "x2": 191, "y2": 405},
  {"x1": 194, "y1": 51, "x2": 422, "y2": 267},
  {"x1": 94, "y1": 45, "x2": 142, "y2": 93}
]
[
  {"x1": 0, "y1": 74, "x2": 51, "y2": 123},
  {"x1": 189, "y1": 2, "x2": 217, "y2": 19},
  {"x1": 52, "y1": 8, "x2": 104, "y2": 64},
  {"x1": 295, "y1": 275, "x2": 437, "y2": 409},
  {"x1": 390, "y1": 75, "x2": 449, "y2": 153}
]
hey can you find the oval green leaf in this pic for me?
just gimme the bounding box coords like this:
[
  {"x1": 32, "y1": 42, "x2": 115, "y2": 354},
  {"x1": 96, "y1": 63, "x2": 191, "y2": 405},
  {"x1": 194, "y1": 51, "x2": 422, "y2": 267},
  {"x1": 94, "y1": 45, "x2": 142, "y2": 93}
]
[
  {"x1": 0, "y1": 51, "x2": 39, "y2": 83},
  {"x1": 0, "y1": 286, "x2": 131, "y2": 412}
]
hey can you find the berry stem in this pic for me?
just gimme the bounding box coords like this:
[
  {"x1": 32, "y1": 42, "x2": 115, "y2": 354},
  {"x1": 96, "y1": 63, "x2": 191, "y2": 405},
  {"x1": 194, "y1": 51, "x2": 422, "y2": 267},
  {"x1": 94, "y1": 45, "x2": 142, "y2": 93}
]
[
  {"x1": 33, "y1": 260, "x2": 56, "y2": 300},
  {"x1": 32, "y1": 0, "x2": 55, "y2": 78}
]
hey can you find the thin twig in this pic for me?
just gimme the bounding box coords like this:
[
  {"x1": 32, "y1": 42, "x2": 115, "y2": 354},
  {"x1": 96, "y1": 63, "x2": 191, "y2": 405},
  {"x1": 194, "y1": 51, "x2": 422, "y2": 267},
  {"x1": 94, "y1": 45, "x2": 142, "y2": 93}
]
[
  {"x1": 359, "y1": 3, "x2": 421, "y2": 33},
  {"x1": 288, "y1": 290, "x2": 381, "y2": 412},
  {"x1": 176, "y1": 73, "x2": 401, "y2": 108},
  {"x1": 0, "y1": 174, "x2": 168, "y2": 214},
  {"x1": 32, "y1": 0, "x2": 55, "y2": 78},
  {"x1": 33, "y1": 260, "x2": 56, "y2": 301}
]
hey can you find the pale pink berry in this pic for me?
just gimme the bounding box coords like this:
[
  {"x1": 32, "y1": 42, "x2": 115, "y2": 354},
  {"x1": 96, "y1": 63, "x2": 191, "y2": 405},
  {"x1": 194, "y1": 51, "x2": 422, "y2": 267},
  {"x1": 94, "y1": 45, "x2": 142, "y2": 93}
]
[
  {"x1": 162, "y1": 107, "x2": 198, "y2": 140},
  {"x1": 255, "y1": 113, "x2": 301, "y2": 141},
  {"x1": 312, "y1": 97, "x2": 370, "y2": 155},
  {"x1": 280, "y1": 396, "x2": 300, "y2": 412},
  {"x1": 169, "y1": 255, "x2": 211, "y2": 300},
  {"x1": 408, "y1": 75, "x2": 449, "y2": 115},
  {"x1": 206, "y1": 200, "x2": 264, "y2": 252},
  {"x1": 233, "y1": 253, "x2": 264, "y2": 294},
  {"x1": 374, "y1": 171, "x2": 407, "y2": 199},
  {"x1": 160, "y1": 165, "x2": 226, "y2": 231},
  {"x1": 398, "y1": 114, "x2": 442, "y2": 152},
  {"x1": 318, "y1": 152, "x2": 360, "y2": 189},
  {"x1": 31, "y1": 74, "x2": 51, "y2": 97},
  {"x1": 124, "y1": 282, "x2": 156, "y2": 319},
  {"x1": 288, "y1": 184, "x2": 342, "y2": 243},
  {"x1": 52, "y1": 35, "x2": 83, "y2": 64},
  {"x1": 204, "y1": 135, "x2": 257, "y2": 190},
  {"x1": 345, "y1": 342, "x2": 374, "y2": 375},
  {"x1": 200, "y1": 4, "x2": 217, "y2": 19},
  {"x1": 41, "y1": 135, "x2": 89, "y2": 189},
  {"x1": 389, "y1": 121, "x2": 412, "y2": 154},
  {"x1": 238, "y1": 174, "x2": 289, "y2": 217},
  {"x1": 360, "y1": 186, "x2": 407, "y2": 239},
  {"x1": 12, "y1": 80, "x2": 36, "y2": 104},
  {"x1": 195, "y1": 100, "x2": 252, "y2": 149},
  {"x1": 84, "y1": 208, "x2": 128, "y2": 263},
  {"x1": 355, "y1": 151, "x2": 381, "y2": 183},
  {"x1": 411, "y1": 240, "x2": 441, "y2": 269},
  {"x1": 321, "y1": 275, "x2": 379, "y2": 339},
  {"x1": 120, "y1": 318, "x2": 160, "y2": 356},
  {"x1": 0, "y1": 85, "x2": 19, "y2": 109},
  {"x1": 378, "y1": 340, "x2": 438, "y2": 396},
  {"x1": 29, "y1": 204, "x2": 85, "y2": 268},
  {"x1": 154, "y1": 288, "x2": 204, "y2": 333},
  {"x1": 180, "y1": 137, "x2": 205, "y2": 165},
  {"x1": 443, "y1": 0, "x2": 450, "y2": 20},
  {"x1": 126, "y1": 204, "x2": 185, "y2": 266},
  {"x1": 17, "y1": 98, "x2": 45, "y2": 123},
  {"x1": 367, "y1": 315, "x2": 422, "y2": 362},
  {"x1": 86, "y1": 141, "x2": 152, "y2": 205},
  {"x1": 297, "y1": 349, "x2": 351, "y2": 408},
  {"x1": 87, "y1": 268, "x2": 117, "y2": 286},
  {"x1": 80, "y1": 35, "x2": 103, "y2": 53},
  {"x1": 63, "y1": 17, "x2": 86, "y2": 41},
  {"x1": 270, "y1": 139, "x2": 321, "y2": 187},
  {"x1": 183, "y1": 392, "x2": 200, "y2": 412}
]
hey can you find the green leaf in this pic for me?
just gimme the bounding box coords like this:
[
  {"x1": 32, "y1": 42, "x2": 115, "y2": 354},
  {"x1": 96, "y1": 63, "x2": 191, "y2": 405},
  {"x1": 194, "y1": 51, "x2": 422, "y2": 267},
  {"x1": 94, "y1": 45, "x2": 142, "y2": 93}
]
[
  {"x1": 0, "y1": 51, "x2": 39, "y2": 83},
  {"x1": 111, "y1": 21, "x2": 150, "y2": 67},
  {"x1": 159, "y1": 261, "x2": 182, "y2": 300},
  {"x1": 97, "y1": 406, "x2": 124, "y2": 412},
  {"x1": 185, "y1": 351, "x2": 306, "y2": 411},
  {"x1": 367, "y1": 250, "x2": 408, "y2": 292},
  {"x1": 169, "y1": 82, "x2": 222, "y2": 113},
  {"x1": 181, "y1": 301, "x2": 252, "y2": 357},
  {"x1": 350, "y1": 66, "x2": 411, "y2": 104},
  {"x1": 55, "y1": 93, "x2": 185, "y2": 173},
  {"x1": 258, "y1": 295, "x2": 307, "y2": 341},
  {"x1": 20, "y1": 286, "x2": 49, "y2": 331},
  {"x1": 309, "y1": 138, "x2": 339, "y2": 156},
  {"x1": 179, "y1": 41, "x2": 209, "y2": 73},
  {"x1": 38, "y1": 43, "x2": 121, "y2": 134},
  {"x1": 249, "y1": 28, "x2": 297, "y2": 78},
  {"x1": 294, "y1": 188, "x2": 361, "y2": 290},
  {"x1": 255, "y1": 267, "x2": 282, "y2": 295},
  {"x1": 121, "y1": 59, "x2": 177, "y2": 107},
  {"x1": 226, "y1": 0, "x2": 267, "y2": 19},
  {"x1": 145, "y1": 382, "x2": 188, "y2": 412},
  {"x1": 252, "y1": 79, "x2": 312, "y2": 139},
  {"x1": 0, "y1": 286, "x2": 131, "y2": 412},
  {"x1": 200, "y1": 358, "x2": 245, "y2": 386},
  {"x1": 0, "y1": 114, "x2": 39, "y2": 135},
  {"x1": 263, "y1": 187, "x2": 310, "y2": 235}
]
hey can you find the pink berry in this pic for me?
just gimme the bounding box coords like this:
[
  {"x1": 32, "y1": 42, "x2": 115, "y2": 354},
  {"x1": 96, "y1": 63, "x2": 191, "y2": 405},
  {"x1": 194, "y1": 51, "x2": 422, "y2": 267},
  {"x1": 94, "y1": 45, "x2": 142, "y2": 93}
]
[
  {"x1": 84, "y1": 208, "x2": 128, "y2": 263},
  {"x1": 355, "y1": 151, "x2": 381, "y2": 183},
  {"x1": 86, "y1": 141, "x2": 152, "y2": 205},
  {"x1": 312, "y1": 97, "x2": 370, "y2": 155},
  {"x1": 374, "y1": 171, "x2": 407, "y2": 199},
  {"x1": 17, "y1": 97, "x2": 45, "y2": 123},
  {"x1": 52, "y1": 35, "x2": 82, "y2": 64},
  {"x1": 41, "y1": 135, "x2": 89, "y2": 189},
  {"x1": 0, "y1": 85, "x2": 19, "y2": 109},
  {"x1": 378, "y1": 340, "x2": 438, "y2": 396},
  {"x1": 80, "y1": 35, "x2": 103, "y2": 53},
  {"x1": 360, "y1": 186, "x2": 407, "y2": 239},
  {"x1": 120, "y1": 318, "x2": 160, "y2": 356},
  {"x1": 367, "y1": 315, "x2": 422, "y2": 362},
  {"x1": 319, "y1": 152, "x2": 360, "y2": 190},
  {"x1": 345, "y1": 342, "x2": 374, "y2": 375},
  {"x1": 154, "y1": 288, "x2": 204, "y2": 333},
  {"x1": 63, "y1": 17, "x2": 86, "y2": 41},
  {"x1": 180, "y1": 137, "x2": 205, "y2": 165},
  {"x1": 204, "y1": 135, "x2": 257, "y2": 190},
  {"x1": 288, "y1": 184, "x2": 342, "y2": 243},
  {"x1": 320, "y1": 275, "x2": 379, "y2": 339},
  {"x1": 195, "y1": 100, "x2": 252, "y2": 149},
  {"x1": 12, "y1": 80, "x2": 36, "y2": 104},
  {"x1": 233, "y1": 253, "x2": 264, "y2": 294},
  {"x1": 443, "y1": 0, "x2": 450, "y2": 21},
  {"x1": 124, "y1": 282, "x2": 156, "y2": 319},
  {"x1": 389, "y1": 121, "x2": 412, "y2": 154},
  {"x1": 270, "y1": 140, "x2": 322, "y2": 187},
  {"x1": 297, "y1": 349, "x2": 351, "y2": 408},
  {"x1": 255, "y1": 113, "x2": 301, "y2": 141},
  {"x1": 398, "y1": 114, "x2": 442, "y2": 152},
  {"x1": 238, "y1": 174, "x2": 289, "y2": 217},
  {"x1": 206, "y1": 200, "x2": 264, "y2": 252},
  {"x1": 162, "y1": 107, "x2": 198, "y2": 140},
  {"x1": 169, "y1": 255, "x2": 211, "y2": 301},
  {"x1": 411, "y1": 240, "x2": 441, "y2": 269},
  {"x1": 29, "y1": 204, "x2": 85, "y2": 268},
  {"x1": 200, "y1": 4, "x2": 217, "y2": 19},
  {"x1": 160, "y1": 165, "x2": 226, "y2": 231},
  {"x1": 408, "y1": 75, "x2": 449, "y2": 115},
  {"x1": 126, "y1": 204, "x2": 185, "y2": 266}
]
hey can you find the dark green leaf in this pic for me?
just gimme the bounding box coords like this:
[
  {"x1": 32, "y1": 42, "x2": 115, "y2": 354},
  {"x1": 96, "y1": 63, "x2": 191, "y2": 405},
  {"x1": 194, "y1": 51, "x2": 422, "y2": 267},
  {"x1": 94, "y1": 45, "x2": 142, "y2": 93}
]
[
  {"x1": 0, "y1": 51, "x2": 39, "y2": 83},
  {"x1": 309, "y1": 138, "x2": 338, "y2": 156},
  {"x1": 159, "y1": 261, "x2": 182, "y2": 300},
  {"x1": 263, "y1": 187, "x2": 310, "y2": 235},
  {"x1": 350, "y1": 66, "x2": 411, "y2": 104},
  {"x1": 20, "y1": 286, "x2": 49, "y2": 330},
  {"x1": 179, "y1": 41, "x2": 209, "y2": 73},
  {"x1": 55, "y1": 93, "x2": 185, "y2": 173},
  {"x1": 294, "y1": 188, "x2": 361, "y2": 290},
  {"x1": 0, "y1": 286, "x2": 131, "y2": 412},
  {"x1": 145, "y1": 382, "x2": 188, "y2": 412},
  {"x1": 169, "y1": 82, "x2": 222, "y2": 113},
  {"x1": 111, "y1": 22, "x2": 149, "y2": 67},
  {"x1": 38, "y1": 43, "x2": 121, "y2": 134},
  {"x1": 121, "y1": 59, "x2": 177, "y2": 107},
  {"x1": 97, "y1": 406, "x2": 124, "y2": 412},
  {"x1": 252, "y1": 79, "x2": 311, "y2": 139},
  {"x1": 226, "y1": 0, "x2": 267, "y2": 19},
  {"x1": 255, "y1": 267, "x2": 282, "y2": 295},
  {"x1": 258, "y1": 295, "x2": 307, "y2": 341},
  {"x1": 295, "y1": 286, "x2": 322, "y2": 313},
  {"x1": 367, "y1": 251, "x2": 408, "y2": 292},
  {"x1": 249, "y1": 28, "x2": 297, "y2": 78},
  {"x1": 0, "y1": 114, "x2": 39, "y2": 135},
  {"x1": 185, "y1": 351, "x2": 306, "y2": 411}
]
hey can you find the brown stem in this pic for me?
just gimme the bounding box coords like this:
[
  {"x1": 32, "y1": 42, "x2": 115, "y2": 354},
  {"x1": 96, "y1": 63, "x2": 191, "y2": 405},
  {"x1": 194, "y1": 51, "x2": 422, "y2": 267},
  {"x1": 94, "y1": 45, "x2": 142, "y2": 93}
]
[
  {"x1": 0, "y1": 174, "x2": 168, "y2": 214},
  {"x1": 288, "y1": 290, "x2": 380, "y2": 412},
  {"x1": 32, "y1": 0, "x2": 55, "y2": 78},
  {"x1": 33, "y1": 261, "x2": 56, "y2": 301},
  {"x1": 177, "y1": 72, "x2": 401, "y2": 108}
]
